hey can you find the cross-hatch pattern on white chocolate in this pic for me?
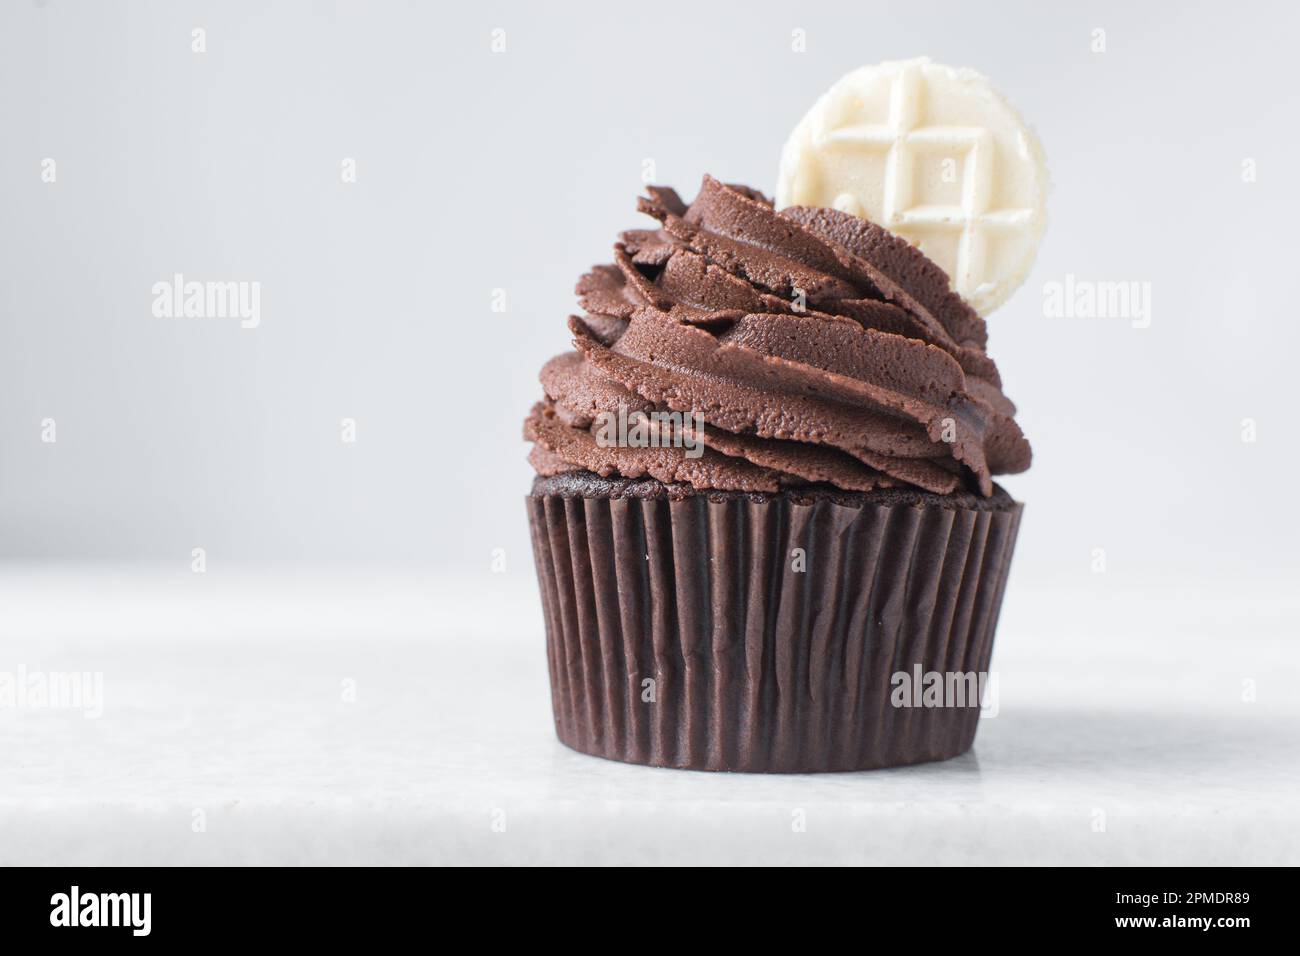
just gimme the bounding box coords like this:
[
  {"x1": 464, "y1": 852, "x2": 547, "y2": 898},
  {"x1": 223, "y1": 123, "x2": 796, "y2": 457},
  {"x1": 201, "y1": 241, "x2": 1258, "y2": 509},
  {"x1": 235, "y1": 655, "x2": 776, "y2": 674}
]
[{"x1": 776, "y1": 58, "x2": 1048, "y2": 315}]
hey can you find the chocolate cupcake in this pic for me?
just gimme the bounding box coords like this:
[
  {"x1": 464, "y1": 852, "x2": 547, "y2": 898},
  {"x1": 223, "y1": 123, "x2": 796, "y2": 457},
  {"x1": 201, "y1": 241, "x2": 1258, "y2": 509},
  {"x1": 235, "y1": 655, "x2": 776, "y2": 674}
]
[{"x1": 525, "y1": 61, "x2": 1041, "y2": 771}]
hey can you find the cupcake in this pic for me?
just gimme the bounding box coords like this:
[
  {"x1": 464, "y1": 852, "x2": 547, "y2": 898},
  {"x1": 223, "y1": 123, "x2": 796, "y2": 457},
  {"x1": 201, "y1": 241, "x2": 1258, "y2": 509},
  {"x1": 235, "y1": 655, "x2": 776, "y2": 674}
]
[{"x1": 525, "y1": 60, "x2": 1042, "y2": 772}]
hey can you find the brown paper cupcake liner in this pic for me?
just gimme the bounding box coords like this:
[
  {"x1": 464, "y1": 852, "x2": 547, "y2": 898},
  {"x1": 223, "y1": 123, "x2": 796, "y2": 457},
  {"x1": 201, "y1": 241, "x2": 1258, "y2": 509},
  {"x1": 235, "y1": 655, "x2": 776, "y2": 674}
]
[{"x1": 527, "y1": 476, "x2": 1023, "y2": 773}]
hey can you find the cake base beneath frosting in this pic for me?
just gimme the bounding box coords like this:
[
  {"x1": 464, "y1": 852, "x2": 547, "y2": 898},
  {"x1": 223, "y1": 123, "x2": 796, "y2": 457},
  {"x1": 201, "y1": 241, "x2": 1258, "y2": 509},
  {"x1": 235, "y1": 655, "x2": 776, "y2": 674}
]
[{"x1": 531, "y1": 470, "x2": 1018, "y2": 511}]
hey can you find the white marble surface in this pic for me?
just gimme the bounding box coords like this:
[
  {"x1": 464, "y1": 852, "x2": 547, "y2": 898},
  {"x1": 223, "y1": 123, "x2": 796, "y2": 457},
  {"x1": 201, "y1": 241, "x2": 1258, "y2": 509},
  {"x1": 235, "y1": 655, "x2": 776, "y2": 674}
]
[{"x1": 2, "y1": 565, "x2": 1297, "y2": 866}]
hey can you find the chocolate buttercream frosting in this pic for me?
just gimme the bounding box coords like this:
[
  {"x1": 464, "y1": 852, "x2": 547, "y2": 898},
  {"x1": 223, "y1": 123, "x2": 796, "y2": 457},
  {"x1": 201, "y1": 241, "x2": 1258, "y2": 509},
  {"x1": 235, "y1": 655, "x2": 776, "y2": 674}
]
[{"x1": 524, "y1": 176, "x2": 1031, "y2": 497}]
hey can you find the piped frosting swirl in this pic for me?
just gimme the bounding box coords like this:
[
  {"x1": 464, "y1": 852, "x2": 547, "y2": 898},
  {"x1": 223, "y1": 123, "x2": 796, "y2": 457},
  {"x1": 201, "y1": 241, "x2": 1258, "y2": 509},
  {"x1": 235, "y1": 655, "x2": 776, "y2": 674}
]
[{"x1": 524, "y1": 176, "x2": 1030, "y2": 497}]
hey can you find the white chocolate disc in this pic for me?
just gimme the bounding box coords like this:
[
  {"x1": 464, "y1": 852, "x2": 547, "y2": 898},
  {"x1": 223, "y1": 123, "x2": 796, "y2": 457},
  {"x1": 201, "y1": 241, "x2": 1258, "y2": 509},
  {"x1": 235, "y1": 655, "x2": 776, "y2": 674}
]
[{"x1": 776, "y1": 58, "x2": 1048, "y2": 315}]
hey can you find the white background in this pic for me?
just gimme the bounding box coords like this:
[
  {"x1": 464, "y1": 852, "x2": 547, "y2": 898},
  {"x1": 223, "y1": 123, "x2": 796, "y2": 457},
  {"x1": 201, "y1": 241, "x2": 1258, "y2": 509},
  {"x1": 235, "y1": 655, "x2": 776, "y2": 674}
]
[{"x1": 2, "y1": 0, "x2": 1298, "y2": 865}]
